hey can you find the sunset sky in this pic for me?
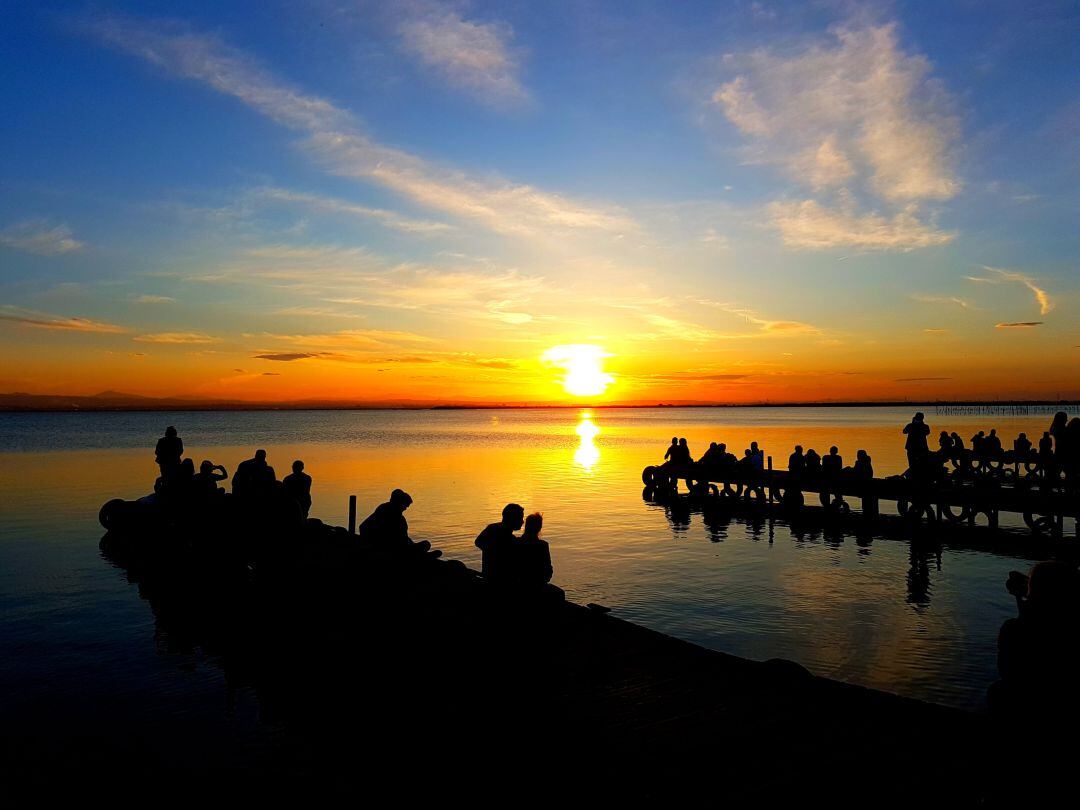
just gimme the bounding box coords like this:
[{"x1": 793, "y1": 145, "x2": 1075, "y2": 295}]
[{"x1": 2, "y1": 1, "x2": 1078, "y2": 404}]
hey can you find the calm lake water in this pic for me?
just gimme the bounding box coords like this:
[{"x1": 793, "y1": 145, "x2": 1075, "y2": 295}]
[{"x1": 0, "y1": 406, "x2": 1071, "y2": 759}]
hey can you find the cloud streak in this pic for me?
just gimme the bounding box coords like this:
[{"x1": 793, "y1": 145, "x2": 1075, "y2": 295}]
[
  {"x1": 397, "y1": 1, "x2": 528, "y2": 106},
  {"x1": 995, "y1": 322, "x2": 1042, "y2": 329},
  {"x1": 134, "y1": 331, "x2": 221, "y2": 344},
  {"x1": 0, "y1": 306, "x2": 125, "y2": 333},
  {"x1": 0, "y1": 221, "x2": 84, "y2": 255},
  {"x1": 968, "y1": 267, "x2": 1054, "y2": 315},
  {"x1": 91, "y1": 15, "x2": 631, "y2": 239}
]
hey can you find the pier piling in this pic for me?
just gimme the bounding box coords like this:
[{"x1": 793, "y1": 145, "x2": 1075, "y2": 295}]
[{"x1": 348, "y1": 495, "x2": 357, "y2": 535}]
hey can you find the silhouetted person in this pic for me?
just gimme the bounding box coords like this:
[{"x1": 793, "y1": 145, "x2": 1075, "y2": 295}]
[
  {"x1": 701, "y1": 442, "x2": 720, "y2": 464},
  {"x1": 516, "y1": 512, "x2": 553, "y2": 587},
  {"x1": 193, "y1": 460, "x2": 228, "y2": 498},
  {"x1": 992, "y1": 560, "x2": 1080, "y2": 716},
  {"x1": 788, "y1": 445, "x2": 805, "y2": 475},
  {"x1": 971, "y1": 431, "x2": 985, "y2": 455},
  {"x1": 1013, "y1": 433, "x2": 1032, "y2": 457},
  {"x1": 663, "y1": 437, "x2": 678, "y2": 462},
  {"x1": 155, "y1": 426, "x2": 183, "y2": 479},
  {"x1": 1050, "y1": 411, "x2": 1069, "y2": 456},
  {"x1": 475, "y1": 503, "x2": 524, "y2": 583},
  {"x1": 1066, "y1": 418, "x2": 1080, "y2": 481},
  {"x1": 852, "y1": 450, "x2": 873, "y2": 479},
  {"x1": 986, "y1": 429, "x2": 1003, "y2": 456},
  {"x1": 359, "y1": 489, "x2": 427, "y2": 550},
  {"x1": 233, "y1": 449, "x2": 276, "y2": 497},
  {"x1": 822, "y1": 446, "x2": 842, "y2": 478},
  {"x1": 804, "y1": 449, "x2": 821, "y2": 476},
  {"x1": 903, "y1": 412, "x2": 930, "y2": 471},
  {"x1": 950, "y1": 432, "x2": 964, "y2": 452},
  {"x1": 716, "y1": 442, "x2": 735, "y2": 466},
  {"x1": 938, "y1": 431, "x2": 953, "y2": 455},
  {"x1": 750, "y1": 441, "x2": 764, "y2": 470},
  {"x1": 283, "y1": 460, "x2": 312, "y2": 518},
  {"x1": 677, "y1": 438, "x2": 692, "y2": 464}
]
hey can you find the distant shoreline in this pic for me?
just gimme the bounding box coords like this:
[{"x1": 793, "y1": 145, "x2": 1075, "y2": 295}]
[{"x1": 2, "y1": 396, "x2": 1077, "y2": 414}]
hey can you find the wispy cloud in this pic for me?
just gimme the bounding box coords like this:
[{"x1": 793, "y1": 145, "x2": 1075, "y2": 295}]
[
  {"x1": 912, "y1": 295, "x2": 973, "y2": 309},
  {"x1": 967, "y1": 266, "x2": 1054, "y2": 315},
  {"x1": 711, "y1": 22, "x2": 959, "y2": 250},
  {"x1": 895, "y1": 376, "x2": 951, "y2": 382},
  {"x1": 0, "y1": 306, "x2": 125, "y2": 333},
  {"x1": 91, "y1": 15, "x2": 631, "y2": 239},
  {"x1": 768, "y1": 198, "x2": 954, "y2": 251},
  {"x1": 0, "y1": 221, "x2": 84, "y2": 255},
  {"x1": 134, "y1": 331, "x2": 221, "y2": 344},
  {"x1": 397, "y1": 1, "x2": 528, "y2": 106},
  {"x1": 253, "y1": 352, "x2": 320, "y2": 361},
  {"x1": 254, "y1": 187, "x2": 453, "y2": 235},
  {"x1": 995, "y1": 322, "x2": 1043, "y2": 329},
  {"x1": 133, "y1": 294, "x2": 176, "y2": 304}
]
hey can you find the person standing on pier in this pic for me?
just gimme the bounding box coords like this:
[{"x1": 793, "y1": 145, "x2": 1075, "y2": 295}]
[
  {"x1": 155, "y1": 426, "x2": 183, "y2": 480},
  {"x1": 475, "y1": 503, "x2": 525, "y2": 583},
  {"x1": 903, "y1": 412, "x2": 931, "y2": 473},
  {"x1": 788, "y1": 446, "x2": 805, "y2": 475}
]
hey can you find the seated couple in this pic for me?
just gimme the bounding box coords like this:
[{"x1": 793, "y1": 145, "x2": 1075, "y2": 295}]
[{"x1": 475, "y1": 503, "x2": 553, "y2": 588}]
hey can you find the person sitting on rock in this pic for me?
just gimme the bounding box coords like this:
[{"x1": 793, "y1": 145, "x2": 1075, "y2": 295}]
[
  {"x1": 155, "y1": 426, "x2": 184, "y2": 480},
  {"x1": 475, "y1": 503, "x2": 524, "y2": 583},
  {"x1": 233, "y1": 449, "x2": 276, "y2": 497},
  {"x1": 193, "y1": 460, "x2": 228, "y2": 498},
  {"x1": 358, "y1": 489, "x2": 430, "y2": 552},
  {"x1": 283, "y1": 459, "x2": 312, "y2": 518},
  {"x1": 516, "y1": 512, "x2": 553, "y2": 588}
]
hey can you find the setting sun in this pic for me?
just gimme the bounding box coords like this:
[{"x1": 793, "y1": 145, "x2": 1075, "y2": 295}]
[{"x1": 542, "y1": 345, "x2": 615, "y2": 397}]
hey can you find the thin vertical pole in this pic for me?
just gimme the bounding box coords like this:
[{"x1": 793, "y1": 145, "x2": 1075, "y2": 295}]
[{"x1": 348, "y1": 495, "x2": 357, "y2": 535}]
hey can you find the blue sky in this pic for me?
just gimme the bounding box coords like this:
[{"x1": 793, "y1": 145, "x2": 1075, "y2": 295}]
[{"x1": 1, "y1": 0, "x2": 1078, "y2": 402}]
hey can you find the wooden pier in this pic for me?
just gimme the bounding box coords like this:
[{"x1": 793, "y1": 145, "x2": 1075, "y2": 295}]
[{"x1": 643, "y1": 454, "x2": 1080, "y2": 540}]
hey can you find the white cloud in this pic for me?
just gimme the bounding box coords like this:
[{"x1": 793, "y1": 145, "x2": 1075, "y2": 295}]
[
  {"x1": 768, "y1": 199, "x2": 954, "y2": 251},
  {"x1": 254, "y1": 187, "x2": 454, "y2": 235},
  {"x1": 712, "y1": 24, "x2": 960, "y2": 202},
  {"x1": 91, "y1": 16, "x2": 629, "y2": 240},
  {"x1": 398, "y1": 1, "x2": 528, "y2": 106},
  {"x1": 133, "y1": 294, "x2": 176, "y2": 304},
  {"x1": 0, "y1": 221, "x2": 84, "y2": 255},
  {"x1": 967, "y1": 266, "x2": 1054, "y2": 315}
]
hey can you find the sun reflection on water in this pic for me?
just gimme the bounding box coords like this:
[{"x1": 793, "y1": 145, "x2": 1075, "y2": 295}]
[{"x1": 574, "y1": 411, "x2": 600, "y2": 470}]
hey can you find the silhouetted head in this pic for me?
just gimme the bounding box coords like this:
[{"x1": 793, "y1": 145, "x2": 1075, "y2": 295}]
[
  {"x1": 180, "y1": 458, "x2": 194, "y2": 476},
  {"x1": 857, "y1": 450, "x2": 868, "y2": 459},
  {"x1": 1044, "y1": 431, "x2": 1051, "y2": 438},
  {"x1": 1018, "y1": 433, "x2": 1027, "y2": 440},
  {"x1": 255, "y1": 449, "x2": 267, "y2": 462},
  {"x1": 990, "y1": 429, "x2": 997, "y2": 437},
  {"x1": 292, "y1": 460, "x2": 304, "y2": 473},
  {"x1": 524, "y1": 512, "x2": 543, "y2": 537},
  {"x1": 165, "y1": 426, "x2": 177, "y2": 437},
  {"x1": 200, "y1": 460, "x2": 213, "y2": 473},
  {"x1": 671, "y1": 437, "x2": 678, "y2": 445},
  {"x1": 1053, "y1": 411, "x2": 1068, "y2": 426},
  {"x1": 709, "y1": 442, "x2": 717, "y2": 450},
  {"x1": 502, "y1": 503, "x2": 525, "y2": 530},
  {"x1": 829, "y1": 446, "x2": 838, "y2": 455},
  {"x1": 914, "y1": 412, "x2": 924, "y2": 421},
  {"x1": 750, "y1": 441, "x2": 759, "y2": 451},
  {"x1": 678, "y1": 438, "x2": 688, "y2": 447},
  {"x1": 794, "y1": 445, "x2": 803, "y2": 454},
  {"x1": 390, "y1": 488, "x2": 413, "y2": 511},
  {"x1": 940, "y1": 431, "x2": 949, "y2": 438},
  {"x1": 718, "y1": 443, "x2": 726, "y2": 452},
  {"x1": 1026, "y1": 561, "x2": 1080, "y2": 615},
  {"x1": 743, "y1": 449, "x2": 752, "y2": 458}
]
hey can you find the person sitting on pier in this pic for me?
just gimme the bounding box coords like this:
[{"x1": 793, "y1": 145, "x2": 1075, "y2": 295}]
[
  {"x1": 193, "y1": 460, "x2": 228, "y2": 498},
  {"x1": 950, "y1": 432, "x2": 965, "y2": 453},
  {"x1": 663, "y1": 437, "x2": 678, "y2": 462},
  {"x1": 971, "y1": 431, "x2": 986, "y2": 455},
  {"x1": 851, "y1": 450, "x2": 873, "y2": 480},
  {"x1": 358, "y1": 488, "x2": 429, "y2": 551},
  {"x1": 1039, "y1": 431, "x2": 1054, "y2": 460},
  {"x1": 822, "y1": 446, "x2": 842, "y2": 478},
  {"x1": 233, "y1": 449, "x2": 276, "y2": 497},
  {"x1": 700, "y1": 442, "x2": 720, "y2": 465},
  {"x1": 516, "y1": 512, "x2": 553, "y2": 588},
  {"x1": 1013, "y1": 433, "x2": 1032, "y2": 458},
  {"x1": 283, "y1": 460, "x2": 312, "y2": 518},
  {"x1": 155, "y1": 426, "x2": 184, "y2": 480},
  {"x1": 986, "y1": 429, "x2": 1003, "y2": 456},
  {"x1": 938, "y1": 431, "x2": 953, "y2": 456},
  {"x1": 1050, "y1": 411, "x2": 1069, "y2": 456},
  {"x1": 476, "y1": 503, "x2": 525, "y2": 584},
  {"x1": 788, "y1": 445, "x2": 805, "y2": 475},
  {"x1": 677, "y1": 437, "x2": 693, "y2": 464},
  {"x1": 803, "y1": 449, "x2": 821, "y2": 476},
  {"x1": 903, "y1": 412, "x2": 930, "y2": 470},
  {"x1": 750, "y1": 441, "x2": 764, "y2": 470}
]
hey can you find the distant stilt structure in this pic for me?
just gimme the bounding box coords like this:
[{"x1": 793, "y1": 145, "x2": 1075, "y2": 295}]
[{"x1": 349, "y1": 495, "x2": 357, "y2": 535}]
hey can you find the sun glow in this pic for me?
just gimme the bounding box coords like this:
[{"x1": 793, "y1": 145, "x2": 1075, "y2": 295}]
[
  {"x1": 542, "y1": 344, "x2": 614, "y2": 397},
  {"x1": 574, "y1": 411, "x2": 601, "y2": 469}
]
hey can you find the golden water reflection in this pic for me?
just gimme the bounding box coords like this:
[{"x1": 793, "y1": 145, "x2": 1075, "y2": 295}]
[{"x1": 574, "y1": 411, "x2": 601, "y2": 470}]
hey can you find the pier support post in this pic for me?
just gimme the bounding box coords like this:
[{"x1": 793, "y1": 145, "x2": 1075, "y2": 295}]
[
  {"x1": 348, "y1": 495, "x2": 357, "y2": 535},
  {"x1": 862, "y1": 496, "x2": 878, "y2": 520}
]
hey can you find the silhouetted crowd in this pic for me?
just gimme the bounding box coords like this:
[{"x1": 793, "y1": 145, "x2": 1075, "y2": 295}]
[
  {"x1": 153, "y1": 425, "x2": 313, "y2": 517},
  {"x1": 657, "y1": 410, "x2": 1079, "y2": 484}
]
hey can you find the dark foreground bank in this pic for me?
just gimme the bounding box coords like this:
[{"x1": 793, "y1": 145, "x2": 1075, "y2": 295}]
[{"x1": 4, "y1": 501, "x2": 1063, "y2": 807}]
